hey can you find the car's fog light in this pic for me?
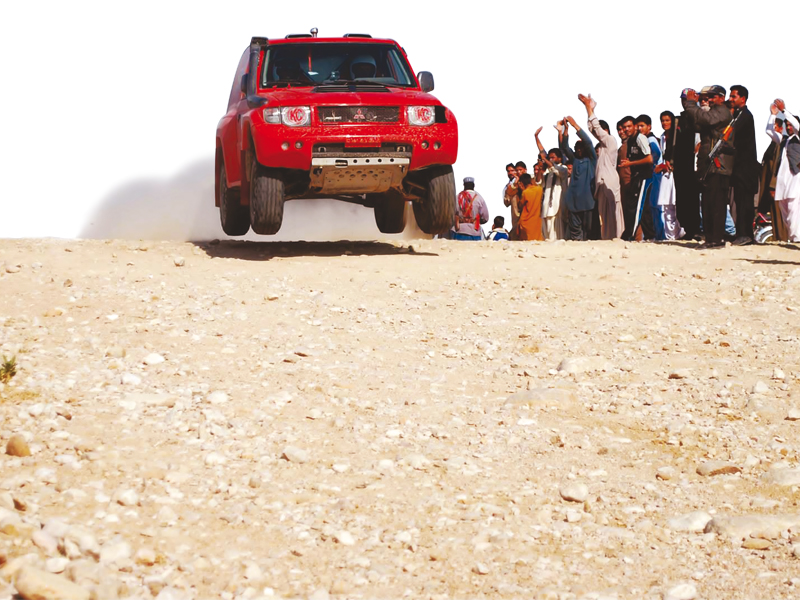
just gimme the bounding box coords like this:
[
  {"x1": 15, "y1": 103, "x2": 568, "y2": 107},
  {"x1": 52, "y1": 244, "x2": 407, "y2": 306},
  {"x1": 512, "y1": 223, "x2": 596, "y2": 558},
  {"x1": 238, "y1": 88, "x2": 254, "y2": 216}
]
[
  {"x1": 421, "y1": 141, "x2": 429, "y2": 149},
  {"x1": 295, "y1": 141, "x2": 303, "y2": 149},
  {"x1": 433, "y1": 142, "x2": 441, "y2": 150},
  {"x1": 281, "y1": 142, "x2": 290, "y2": 150}
]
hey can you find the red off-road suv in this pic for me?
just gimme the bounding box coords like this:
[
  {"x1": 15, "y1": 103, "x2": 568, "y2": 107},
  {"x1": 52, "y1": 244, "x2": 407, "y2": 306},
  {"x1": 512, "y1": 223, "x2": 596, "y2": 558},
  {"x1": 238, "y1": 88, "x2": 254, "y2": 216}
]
[{"x1": 215, "y1": 31, "x2": 458, "y2": 236}]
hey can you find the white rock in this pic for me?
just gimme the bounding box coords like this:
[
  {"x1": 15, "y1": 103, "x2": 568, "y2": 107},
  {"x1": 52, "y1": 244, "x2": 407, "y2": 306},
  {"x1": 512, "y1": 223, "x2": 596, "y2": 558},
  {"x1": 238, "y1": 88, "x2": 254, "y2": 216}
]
[
  {"x1": 557, "y1": 356, "x2": 611, "y2": 374},
  {"x1": 115, "y1": 489, "x2": 139, "y2": 506},
  {"x1": 667, "y1": 511, "x2": 713, "y2": 532},
  {"x1": 204, "y1": 452, "x2": 227, "y2": 466},
  {"x1": 281, "y1": 446, "x2": 308, "y2": 463},
  {"x1": 406, "y1": 453, "x2": 429, "y2": 470},
  {"x1": 244, "y1": 561, "x2": 263, "y2": 580},
  {"x1": 13, "y1": 565, "x2": 90, "y2": 600},
  {"x1": 143, "y1": 353, "x2": 165, "y2": 366},
  {"x1": 32, "y1": 530, "x2": 59, "y2": 555},
  {"x1": 665, "y1": 583, "x2": 697, "y2": 600},
  {"x1": 787, "y1": 408, "x2": 800, "y2": 421},
  {"x1": 120, "y1": 373, "x2": 142, "y2": 386},
  {"x1": 705, "y1": 514, "x2": 800, "y2": 539},
  {"x1": 334, "y1": 530, "x2": 355, "y2": 546},
  {"x1": 656, "y1": 466, "x2": 676, "y2": 481},
  {"x1": 173, "y1": 256, "x2": 186, "y2": 267},
  {"x1": 155, "y1": 588, "x2": 190, "y2": 600},
  {"x1": 559, "y1": 482, "x2": 589, "y2": 503},
  {"x1": 135, "y1": 547, "x2": 157, "y2": 566},
  {"x1": 45, "y1": 557, "x2": 70, "y2": 573},
  {"x1": 206, "y1": 391, "x2": 229, "y2": 405},
  {"x1": 473, "y1": 562, "x2": 490, "y2": 575},
  {"x1": 99, "y1": 539, "x2": 132, "y2": 564},
  {"x1": 308, "y1": 588, "x2": 330, "y2": 600},
  {"x1": 762, "y1": 468, "x2": 800, "y2": 486},
  {"x1": 751, "y1": 381, "x2": 770, "y2": 394}
]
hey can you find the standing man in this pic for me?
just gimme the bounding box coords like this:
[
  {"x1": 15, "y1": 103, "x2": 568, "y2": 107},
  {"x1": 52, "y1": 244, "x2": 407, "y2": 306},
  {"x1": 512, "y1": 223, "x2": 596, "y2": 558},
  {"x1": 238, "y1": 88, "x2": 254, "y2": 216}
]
[
  {"x1": 560, "y1": 116, "x2": 598, "y2": 241},
  {"x1": 617, "y1": 119, "x2": 633, "y2": 236},
  {"x1": 536, "y1": 128, "x2": 568, "y2": 240},
  {"x1": 682, "y1": 85, "x2": 733, "y2": 248},
  {"x1": 636, "y1": 114, "x2": 664, "y2": 240},
  {"x1": 618, "y1": 116, "x2": 655, "y2": 240},
  {"x1": 579, "y1": 93, "x2": 623, "y2": 239},
  {"x1": 454, "y1": 177, "x2": 489, "y2": 240},
  {"x1": 673, "y1": 89, "x2": 701, "y2": 241},
  {"x1": 767, "y1": 100, "x2": 800, "y2": 241},
  {"x1": 503, "y1": 163, "x2": 519, "y2": 240},
  {"x1": 728, "y1": 85, "x2": 759, "y2": 245}
]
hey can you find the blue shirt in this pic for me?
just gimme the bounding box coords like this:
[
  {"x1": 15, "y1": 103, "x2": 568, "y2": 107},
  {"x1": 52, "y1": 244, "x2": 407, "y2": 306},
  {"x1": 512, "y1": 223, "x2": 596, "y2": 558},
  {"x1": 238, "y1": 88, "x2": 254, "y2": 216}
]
[{"x1": 561, "y1": 128, "x2": 598, "y2": 212}]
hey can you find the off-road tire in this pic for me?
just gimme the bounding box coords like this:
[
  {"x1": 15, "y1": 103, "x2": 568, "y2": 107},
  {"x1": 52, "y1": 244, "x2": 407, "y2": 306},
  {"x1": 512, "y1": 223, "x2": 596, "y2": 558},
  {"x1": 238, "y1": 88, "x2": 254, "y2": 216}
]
[
  {"x1": 372, "y1": 192, "x2": 407, "y2": 234},
  {"x1": 219, "y1": 164, "x2": 250, "y2": 236},
  {"x1": 412, "y1": 165, "x2": 455, "y2": 236},
  {"x1": 250, "y1": 162, "x2": 285, "y2": 235}
]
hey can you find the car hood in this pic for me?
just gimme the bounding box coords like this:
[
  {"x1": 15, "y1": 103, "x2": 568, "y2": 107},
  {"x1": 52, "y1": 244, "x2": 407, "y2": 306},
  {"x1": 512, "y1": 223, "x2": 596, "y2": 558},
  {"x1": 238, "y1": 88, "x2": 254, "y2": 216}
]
[{"x1": 257, "y1": 87, "x2": 442, "y2": 107}]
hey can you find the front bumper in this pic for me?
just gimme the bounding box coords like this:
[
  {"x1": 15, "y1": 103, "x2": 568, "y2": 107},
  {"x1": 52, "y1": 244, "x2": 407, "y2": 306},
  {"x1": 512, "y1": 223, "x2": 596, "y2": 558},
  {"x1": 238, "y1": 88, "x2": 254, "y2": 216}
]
[{"x1": 250, "y1": 120, "x2": 458, "y2": 172}]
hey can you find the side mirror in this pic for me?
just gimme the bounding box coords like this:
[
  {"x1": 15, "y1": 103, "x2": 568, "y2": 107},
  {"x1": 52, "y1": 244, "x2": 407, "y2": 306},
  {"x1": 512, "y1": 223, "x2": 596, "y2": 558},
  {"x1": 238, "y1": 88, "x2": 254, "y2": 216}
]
[
  {"x1": 240, "y1": 74, "x2": 248, "y2": 94},
  {"x1": 418, "y1": 71, "x2": 434, "y2": 93}
]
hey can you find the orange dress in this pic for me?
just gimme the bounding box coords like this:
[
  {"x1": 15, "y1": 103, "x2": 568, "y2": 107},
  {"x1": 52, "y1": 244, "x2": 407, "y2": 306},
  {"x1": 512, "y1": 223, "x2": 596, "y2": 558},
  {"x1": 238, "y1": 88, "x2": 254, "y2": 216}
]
[{"x1": 519, "y1": 184, "x2": 544, "y2": 241}]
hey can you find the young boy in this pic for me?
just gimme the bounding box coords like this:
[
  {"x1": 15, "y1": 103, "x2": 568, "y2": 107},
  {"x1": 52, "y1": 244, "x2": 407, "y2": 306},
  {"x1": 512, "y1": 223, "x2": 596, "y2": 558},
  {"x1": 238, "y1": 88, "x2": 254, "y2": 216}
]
[
  {"x1": 518, "y1": 171, "x2": 544, "y2": 241},
  {"x1": 487, "y1": 216, "x2": 510, "y2": 241}
]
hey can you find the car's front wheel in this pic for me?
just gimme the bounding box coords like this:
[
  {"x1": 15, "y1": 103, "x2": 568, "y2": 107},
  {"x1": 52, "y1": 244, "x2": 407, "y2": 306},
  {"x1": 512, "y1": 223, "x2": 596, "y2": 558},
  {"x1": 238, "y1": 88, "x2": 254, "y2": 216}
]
[
  {"x1": 219, "y1": 164, "x2": 250, "y2": 236},
  {"x1": 412, "y1": 165, "x2": 455, "y2": 236},
  {"x1": 371, "y1": 191, "x2": 407, "y2": 234},
  {"x1": 250, "y1": 162, "x2": 285, "y2": 235}
]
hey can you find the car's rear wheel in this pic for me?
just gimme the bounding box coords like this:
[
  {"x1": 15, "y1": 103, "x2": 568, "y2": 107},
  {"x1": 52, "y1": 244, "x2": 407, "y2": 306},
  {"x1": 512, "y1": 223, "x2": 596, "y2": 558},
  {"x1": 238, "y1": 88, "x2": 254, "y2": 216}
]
[
  {"x1": 372, "y1": 191, "x2": 407, "y2": 234},
  {"x1": 250, "y1": 161, "x2": 285, "y2": 235},
  {"x1": 412, "y1": 165, "x2": 455, "y2": 236},
  {"x1": 219, "y1": 164, "x2": 250, "y2": 236}
]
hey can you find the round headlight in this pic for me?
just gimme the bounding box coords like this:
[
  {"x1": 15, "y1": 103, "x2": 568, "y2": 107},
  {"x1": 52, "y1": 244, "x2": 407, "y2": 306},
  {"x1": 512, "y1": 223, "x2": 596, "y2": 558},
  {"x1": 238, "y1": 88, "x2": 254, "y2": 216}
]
[
  {"x1": 282, "y1": 106, "x2": 311, "y2": 127},
  {"x1": 407, "y1": 106, "x2": 435, "y2": 126}
]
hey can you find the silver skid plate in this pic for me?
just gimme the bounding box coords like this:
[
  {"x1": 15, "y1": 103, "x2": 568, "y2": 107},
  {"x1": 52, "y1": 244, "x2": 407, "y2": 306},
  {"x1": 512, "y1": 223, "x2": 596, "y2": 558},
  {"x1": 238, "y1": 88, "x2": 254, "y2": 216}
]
[{"x1": 310, "y1": 157, "x2": 410, "y2": 194}]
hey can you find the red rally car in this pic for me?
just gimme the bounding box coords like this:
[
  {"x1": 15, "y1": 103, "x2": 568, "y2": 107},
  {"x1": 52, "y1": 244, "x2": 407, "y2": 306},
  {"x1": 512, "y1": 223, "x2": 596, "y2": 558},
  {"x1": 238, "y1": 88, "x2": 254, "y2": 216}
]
[{"x1": 215, "y1": 30, "x2": 458, "y2": 236}]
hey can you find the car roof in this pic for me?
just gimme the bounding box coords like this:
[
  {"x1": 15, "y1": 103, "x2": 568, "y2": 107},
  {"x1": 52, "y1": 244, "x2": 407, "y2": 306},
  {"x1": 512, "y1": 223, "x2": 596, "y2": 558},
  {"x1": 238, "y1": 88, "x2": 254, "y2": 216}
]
[{"x1": 267, "y1": 37, "x2": 398, "y2": 46}]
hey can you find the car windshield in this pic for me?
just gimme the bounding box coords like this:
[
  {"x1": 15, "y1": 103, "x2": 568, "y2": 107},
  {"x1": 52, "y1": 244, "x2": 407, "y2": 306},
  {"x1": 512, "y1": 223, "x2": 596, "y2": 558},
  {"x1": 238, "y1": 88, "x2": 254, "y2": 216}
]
[{"x1": 262, "y1": 42, "x2": 415, "y2": 88}]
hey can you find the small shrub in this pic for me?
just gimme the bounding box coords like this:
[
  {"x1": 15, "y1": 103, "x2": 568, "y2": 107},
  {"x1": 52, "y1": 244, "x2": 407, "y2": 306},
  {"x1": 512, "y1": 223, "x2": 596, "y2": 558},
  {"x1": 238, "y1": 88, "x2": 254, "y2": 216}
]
[{"x1": 0, "y1": 356, "x2": 17, "y2": 384}]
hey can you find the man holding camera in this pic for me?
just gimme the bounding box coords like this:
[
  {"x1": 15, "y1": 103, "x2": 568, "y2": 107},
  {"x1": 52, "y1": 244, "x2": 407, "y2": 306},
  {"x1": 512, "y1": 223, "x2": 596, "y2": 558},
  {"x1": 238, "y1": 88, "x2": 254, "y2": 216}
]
[{"x1": 681, "y1": 85, "x2": 733, "y2": 248}]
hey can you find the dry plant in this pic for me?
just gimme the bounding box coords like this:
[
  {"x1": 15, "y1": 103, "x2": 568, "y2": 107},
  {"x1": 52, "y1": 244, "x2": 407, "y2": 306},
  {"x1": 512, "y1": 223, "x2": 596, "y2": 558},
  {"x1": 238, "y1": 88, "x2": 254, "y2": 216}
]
[{"x1": 0, "y1": 355, "x2": 16, "y2": 384}]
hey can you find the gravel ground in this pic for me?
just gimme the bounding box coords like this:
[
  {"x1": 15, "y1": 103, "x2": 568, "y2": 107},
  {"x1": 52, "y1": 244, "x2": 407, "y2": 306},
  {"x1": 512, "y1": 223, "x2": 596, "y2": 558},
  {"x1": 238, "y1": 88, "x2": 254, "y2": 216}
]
[{"x1": 2, "y1": 237, "x2": 800, "y2": 600}]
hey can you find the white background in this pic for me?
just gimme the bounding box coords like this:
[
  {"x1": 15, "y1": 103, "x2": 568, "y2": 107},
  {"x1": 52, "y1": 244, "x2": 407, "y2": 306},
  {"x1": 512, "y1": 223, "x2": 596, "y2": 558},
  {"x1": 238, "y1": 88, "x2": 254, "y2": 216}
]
[{"x1": 0, "y1": 1, "x2": 786, "y2": 240}]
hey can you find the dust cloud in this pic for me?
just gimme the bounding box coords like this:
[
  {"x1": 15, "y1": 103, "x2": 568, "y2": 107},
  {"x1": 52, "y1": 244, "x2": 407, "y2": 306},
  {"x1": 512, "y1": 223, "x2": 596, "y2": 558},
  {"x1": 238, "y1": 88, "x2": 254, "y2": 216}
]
[{"x1": 80, "y1": 158, "x2": 429, "y2": 242}]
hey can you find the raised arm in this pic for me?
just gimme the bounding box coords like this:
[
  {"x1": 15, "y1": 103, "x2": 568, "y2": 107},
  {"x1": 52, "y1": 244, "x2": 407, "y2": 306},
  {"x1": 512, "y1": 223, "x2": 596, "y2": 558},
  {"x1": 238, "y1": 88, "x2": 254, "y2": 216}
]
[
  {"x1": 577, "y1": 127, "x2": 597, "y2": 162},
  {"x1": 535, "y1": 126, "x2": 554, "y2": 168},
  {"x1": 765, "y1": 103, "x2": 782, "y2": 143},
  {"x1": 560, "y1": 130, "x2": 575, "y2": 162}
]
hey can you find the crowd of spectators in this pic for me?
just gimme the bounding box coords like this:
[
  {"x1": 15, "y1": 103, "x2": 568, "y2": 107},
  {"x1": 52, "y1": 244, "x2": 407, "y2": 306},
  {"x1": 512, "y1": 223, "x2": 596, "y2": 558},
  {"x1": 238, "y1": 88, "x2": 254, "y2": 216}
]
[{"x1": 453, "y1": 87, "x2": 800, "y2": 248}]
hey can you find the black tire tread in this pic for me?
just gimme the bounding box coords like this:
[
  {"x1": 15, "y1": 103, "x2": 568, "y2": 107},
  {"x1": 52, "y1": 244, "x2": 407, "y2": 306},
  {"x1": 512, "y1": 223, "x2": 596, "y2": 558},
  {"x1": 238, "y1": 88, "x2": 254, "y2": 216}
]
[
  {"x1": 250, "y1": 164, "x2": 285, "y2": 235},
  {"x1": 413, "y1": 165, "x2": 455, "y2": 235},
  {"x1": 219, "y1": 164, "x2": 250, "y2": 236},
  {"x1": 372, "y1": 192, "x2": 407, "y2": 234}
]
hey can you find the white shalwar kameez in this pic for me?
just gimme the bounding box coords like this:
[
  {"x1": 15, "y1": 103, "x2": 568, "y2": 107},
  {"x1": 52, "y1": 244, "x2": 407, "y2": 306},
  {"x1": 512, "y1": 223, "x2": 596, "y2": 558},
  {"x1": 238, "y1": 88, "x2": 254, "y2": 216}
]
[{"x1": 767, "y1": 112, "x2": 800, "y2": 242}]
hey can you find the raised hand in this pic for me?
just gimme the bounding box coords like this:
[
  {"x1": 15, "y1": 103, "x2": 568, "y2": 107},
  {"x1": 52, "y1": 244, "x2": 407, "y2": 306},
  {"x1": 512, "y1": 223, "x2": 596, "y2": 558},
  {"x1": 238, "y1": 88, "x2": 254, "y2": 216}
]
[
  {"x1": 535, "y1": 126, "x2": 543, "y2": 136},
  {"x1": 775, "y1": 98, "x2": 786, "y2": 112},
  {"x1": 771, "y1": 103, "x2": 779, "y2": 116},
  {"x1": 578, "y1": 93, "x2": 596, "y2": 110}
]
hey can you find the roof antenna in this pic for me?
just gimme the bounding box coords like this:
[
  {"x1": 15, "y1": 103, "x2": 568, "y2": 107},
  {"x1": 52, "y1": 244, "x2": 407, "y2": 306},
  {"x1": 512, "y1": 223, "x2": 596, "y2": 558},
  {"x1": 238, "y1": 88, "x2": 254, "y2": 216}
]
[{"x1": 310, "y1": 28, "x2": 318, "y2": 38}]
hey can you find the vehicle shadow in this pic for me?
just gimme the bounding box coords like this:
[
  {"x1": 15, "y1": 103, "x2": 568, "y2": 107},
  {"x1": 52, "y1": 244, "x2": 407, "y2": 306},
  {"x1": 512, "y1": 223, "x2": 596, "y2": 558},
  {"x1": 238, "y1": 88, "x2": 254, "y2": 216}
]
[
  {"x1": 192, "y1": 239, "x2": 439, "y2": 260},
  {"x1": 736, "y1": 258, "x2": 800, "y2": 266},
  {"x1": 79, "y1": 156, "x2": 433, "y2": 244}
]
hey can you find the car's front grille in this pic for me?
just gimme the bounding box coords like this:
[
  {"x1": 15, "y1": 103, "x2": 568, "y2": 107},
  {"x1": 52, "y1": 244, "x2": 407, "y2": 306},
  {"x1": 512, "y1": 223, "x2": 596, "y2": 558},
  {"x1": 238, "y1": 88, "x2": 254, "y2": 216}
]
[{"x1": 318, "y1": 106, "x2": 399, "y2": 124}]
